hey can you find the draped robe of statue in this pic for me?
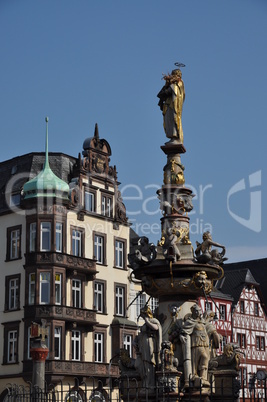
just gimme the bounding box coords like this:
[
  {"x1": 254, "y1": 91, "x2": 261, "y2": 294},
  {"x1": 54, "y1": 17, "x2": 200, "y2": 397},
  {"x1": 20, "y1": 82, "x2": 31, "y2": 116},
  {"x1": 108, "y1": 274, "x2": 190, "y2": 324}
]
[
  {"x1": 157, "y1": 70, "x2": 185, "y2": 142},
  {"x1": 135, "y1": 315, "x2": 162, "y2": 389}
]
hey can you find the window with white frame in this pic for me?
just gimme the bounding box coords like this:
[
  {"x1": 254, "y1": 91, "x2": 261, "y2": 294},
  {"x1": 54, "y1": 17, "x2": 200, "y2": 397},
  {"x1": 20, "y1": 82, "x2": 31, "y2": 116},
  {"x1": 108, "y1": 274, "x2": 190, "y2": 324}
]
[
  {"x1": 29, "y1": 222, "x2": 36, "y2": 252},
  {"x1": 115, "y1": 240, "x2": 124, "y2": 268},
  {"x1": 240, "y1": 300, "x2": 245, "y2": 314},
  {"x1": 72, "y1": 279, "x2": 81, "y2": 308},
  {"x1": 72, "y1": 229, "x2": 82, "y2": 257},
  {"x1": 150, "y1": 297, "x2": 159, "y2": 314},
  {"x1": 101, "y1": 195, "x2": 112, "y2": 217},
  {"x1": 123, "y1": 334, "x2": 133, "y2": 358},
  {"x1": 10, "y1": 229, "x2": 20, "y2": 259},
  {"x1": 254, "y1": 302, "x2": 259, "y2": 316},
  {"x1": 94, "y1": 282, "x2": 104, "y2": 313},
  {"x1": 6, "y1": 226, "x2": 22, "y2": 261},
  {"x1": 40, "y1": 222, "x2": 51, "y2": 251},
  {"x1": 40, "y1": 272, "x2": 50, "y2": 304},
  {"x1": 136, "y1": 293, "x2": 146, "y2": 317},
  {"x1": 8, "y1": 277, "x2": 19, "y2": 310},
  {"x1": 85, "y1": 190, "x2": 95, "y2": 212},
  {"x1": 94, "y1": 234, "x2": 104, "y2": 264},
  {"x1": 56, "y1": 222, "x2": 63, "y2": 252},
  {"x1": 256, "y1": 336, "x2": 265, "y2": 351},
  {"x1": 54, "y1": 327, "x2": 61, "y2": 360},
  {"x1": 3, "y1": 324, "x2": 19, "y2": 365},
  {"x1": 94, "y1": 332, "x2": 104, "y2": 362},
  {"x1": 27, "y1": 326, "x2": 31, "y2": 360},
  {"x1": 55, "y1": 273, "x2": 62, "y2": 305},
  {"x1": 29, "y1": 273, "x2": 35, "y2": 305},
  {"x1": 116, "y1": 286, "x2": 125, "y2": 316},
  {"x1": 205, "y1": 301, "x2": 212, "y2": 312},
  {"x1": 8, "y1": 330, "x2": 17, "y2": 363},
  {"x1": 256, "y1": 336, "x2": 261, "y2": 350},
  {"x1": 237, "y1": 333, "x2": 246, "y2": 348},
  {"x1": 71, "y1": 330, "x2": 81, "y2": 361},
  {"x1": 219, "y1": 304, "x2": 226, "y2": 320}
]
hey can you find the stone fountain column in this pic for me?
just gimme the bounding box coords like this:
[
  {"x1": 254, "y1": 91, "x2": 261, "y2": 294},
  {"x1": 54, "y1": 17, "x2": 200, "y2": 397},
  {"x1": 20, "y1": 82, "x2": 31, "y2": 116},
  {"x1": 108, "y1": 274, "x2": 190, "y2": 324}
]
[{"x1": 126, "y1": 67, "x2": 228, "y2": 401}]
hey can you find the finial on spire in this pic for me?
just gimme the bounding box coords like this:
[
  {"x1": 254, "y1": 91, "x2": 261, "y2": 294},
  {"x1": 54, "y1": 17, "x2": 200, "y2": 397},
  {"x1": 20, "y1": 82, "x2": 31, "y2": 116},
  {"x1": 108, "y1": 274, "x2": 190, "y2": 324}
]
[
  {"x1": 45, "y1": 116, "x2": 49, "y2": 168},
  {"x1": 94, "y1": 123, "x2": 99, "y2": 140}
]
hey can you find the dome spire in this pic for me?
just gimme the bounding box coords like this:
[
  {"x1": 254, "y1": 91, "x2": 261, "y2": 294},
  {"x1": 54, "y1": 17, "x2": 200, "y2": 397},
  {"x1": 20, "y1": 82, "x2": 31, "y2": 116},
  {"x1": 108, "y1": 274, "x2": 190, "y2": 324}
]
[
  {"x1": 44, "y1": 116, "x2": 49, "y2": 169},
  {"x1": 23, "y1": 117, "x2": 69, "y2": 201}
]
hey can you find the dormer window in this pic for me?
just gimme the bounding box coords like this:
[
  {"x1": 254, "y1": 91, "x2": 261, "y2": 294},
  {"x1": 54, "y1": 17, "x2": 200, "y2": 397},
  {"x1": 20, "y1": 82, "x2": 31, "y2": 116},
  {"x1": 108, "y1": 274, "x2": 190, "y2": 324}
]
[
  {"x1": 10, "y1": 193, "x2": 20, "y2": 207},
  {"x1": 101, "y1": 194, "x2": 112, "y2": 217},
  {"x1": 84, "y1": 190, "x2": 95, "y2": 213}
]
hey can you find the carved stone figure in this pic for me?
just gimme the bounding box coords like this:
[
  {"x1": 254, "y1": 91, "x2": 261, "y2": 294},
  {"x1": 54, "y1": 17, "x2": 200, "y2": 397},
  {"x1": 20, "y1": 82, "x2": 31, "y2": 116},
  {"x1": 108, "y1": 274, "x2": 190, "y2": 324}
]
[
  {"x1": 195, "y1": 231, "x2": 227, "y2": 265},
  {"x1": 159, "y1": 223, "x2": 182, "y2": 262},
  {"x1": 157, "y1": 69, "x2": 185, "y2": 142},
  {"x1": 128, "y1": 236, "x2": 157, "y2": 269},
  {"x1": 160, "y1": 193, "x2": 193, "y2": 216},
  {"x1": 161, "y1": 340, "x2": 179, "y2": 372},
  {"x1": 134, "y1": 306, "x2": 162, "y2": 389},
  {"x1": 192, "y1": 271, "x2": 213, "y2": 294},
  {"x1": 209, "y1": 343, "x2": 243, "y2": 371},
  {"x1": 173, "y1": 311, "x2": 217, "y2": 389},
  {"x1": 118, "y1": 348, "x2": 136, "y2": 374},
  {"x1": 177, "y1": 304, "x2": 220, "y2": 388}
]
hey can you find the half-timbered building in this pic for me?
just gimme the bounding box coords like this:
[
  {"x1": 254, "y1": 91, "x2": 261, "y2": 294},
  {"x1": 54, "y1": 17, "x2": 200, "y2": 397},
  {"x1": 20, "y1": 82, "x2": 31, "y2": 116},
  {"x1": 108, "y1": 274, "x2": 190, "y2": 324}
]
[
  {"x1": 198, "y1": 288, "x2": 233, "y2": 355},
  {"x1": 216, "y1": 268, "x2": 267, "y2": 401}
]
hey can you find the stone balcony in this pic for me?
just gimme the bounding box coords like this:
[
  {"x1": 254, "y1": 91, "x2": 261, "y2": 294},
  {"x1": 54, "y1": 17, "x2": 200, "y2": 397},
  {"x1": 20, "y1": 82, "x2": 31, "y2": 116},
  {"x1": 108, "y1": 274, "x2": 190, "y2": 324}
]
[
  {"x1": 23, "y1": 359, "x2": 119, "y2": 380},
  {"x1": 46, "y1": 360, "x2": 119, "y2": 378},
  {"x1": 24, "y1": 304, "x2": 97, "y2": 328},
  {"x1": 25, "y1": 251, "x2": 97, "y2": 279}
]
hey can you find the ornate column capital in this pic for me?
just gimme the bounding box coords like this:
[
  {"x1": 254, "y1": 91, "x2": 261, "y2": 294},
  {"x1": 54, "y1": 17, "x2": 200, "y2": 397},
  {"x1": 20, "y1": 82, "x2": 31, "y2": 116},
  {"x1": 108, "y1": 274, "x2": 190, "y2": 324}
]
[{"x1": 30, "y1": 347, "x2": 49, "y2": 361}]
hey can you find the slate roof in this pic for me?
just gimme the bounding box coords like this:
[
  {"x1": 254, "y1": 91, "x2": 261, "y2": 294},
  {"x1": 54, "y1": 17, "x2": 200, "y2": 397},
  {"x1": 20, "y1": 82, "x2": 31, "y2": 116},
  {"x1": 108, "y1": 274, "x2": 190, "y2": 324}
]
[
  {"x1": 209, "y1": 286, "x2": 233, "y2": 302},
  {"x1": 216, "y1": 264, "x2": 267, "y2": 314},
  {"x1": 0, "y1": 152, "x2": 77, "y2": 213},
  {"x1": 223, "y1": 259, "x2": 267, "y2": 311}
]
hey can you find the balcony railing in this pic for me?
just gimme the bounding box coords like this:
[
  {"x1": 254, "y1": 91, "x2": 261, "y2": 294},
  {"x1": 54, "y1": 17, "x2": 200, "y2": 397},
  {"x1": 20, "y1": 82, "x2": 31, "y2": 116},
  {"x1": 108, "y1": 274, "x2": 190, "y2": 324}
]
[
  {"x1": 25, "y1": 251, "x2": 97, "y2": 278},
  {"x1": 24, "y1": 304, "x2": 97, "y2": 326},
  {"x1": 45, "y1": 360, "x2": 119, "y2": 377},
  {"x1": 23, "y1": 359, "x2": 119, "y2": 378}
]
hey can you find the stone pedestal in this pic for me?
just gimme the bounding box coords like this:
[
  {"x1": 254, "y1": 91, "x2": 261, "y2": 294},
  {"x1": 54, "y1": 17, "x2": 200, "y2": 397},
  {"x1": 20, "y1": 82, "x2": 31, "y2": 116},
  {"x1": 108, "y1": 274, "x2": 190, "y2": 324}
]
[
  {"x1": 209, "y1": 369, "x2": 240, "y2": 401},
  {"x1": 156, "y1": 370, "x2": 183, "y2": 401}
]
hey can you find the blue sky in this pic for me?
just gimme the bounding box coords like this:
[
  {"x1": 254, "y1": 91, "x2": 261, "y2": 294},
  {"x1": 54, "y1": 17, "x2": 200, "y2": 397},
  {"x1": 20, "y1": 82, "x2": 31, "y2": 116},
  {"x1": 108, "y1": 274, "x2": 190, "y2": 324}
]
[{"x1": 1, "y1": 0, "x2": 267, "y2": 263}]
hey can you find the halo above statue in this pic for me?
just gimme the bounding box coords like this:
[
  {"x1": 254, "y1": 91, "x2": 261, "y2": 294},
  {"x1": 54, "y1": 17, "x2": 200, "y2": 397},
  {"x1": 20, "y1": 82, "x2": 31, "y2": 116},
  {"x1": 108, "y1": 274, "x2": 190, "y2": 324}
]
[{"x1": 174, "y1": 62, "x2": 186, "y2": 68}]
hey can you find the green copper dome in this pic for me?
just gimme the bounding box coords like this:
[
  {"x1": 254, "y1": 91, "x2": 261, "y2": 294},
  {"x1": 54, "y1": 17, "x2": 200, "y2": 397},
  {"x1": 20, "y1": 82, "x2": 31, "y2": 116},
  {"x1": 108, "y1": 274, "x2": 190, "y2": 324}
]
[{"x1": 23, "y1": 117, "x2": 69, "y2": 200}]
